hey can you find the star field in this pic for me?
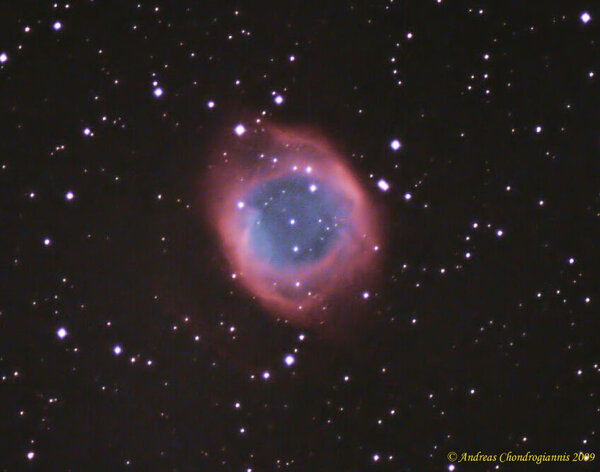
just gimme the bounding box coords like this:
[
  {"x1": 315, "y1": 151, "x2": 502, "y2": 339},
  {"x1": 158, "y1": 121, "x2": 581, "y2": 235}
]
[{"x1": 1, "y1": 1, "x2": 599, "y2": 471}]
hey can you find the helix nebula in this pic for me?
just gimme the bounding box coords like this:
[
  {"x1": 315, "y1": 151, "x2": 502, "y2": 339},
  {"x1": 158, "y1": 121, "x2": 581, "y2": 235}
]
[{"x1": 205, "y1": 124, "x2": 383, "y2": 326}]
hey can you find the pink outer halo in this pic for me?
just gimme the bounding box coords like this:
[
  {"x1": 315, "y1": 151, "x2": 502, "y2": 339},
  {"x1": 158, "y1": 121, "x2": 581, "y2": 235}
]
[{"x1": 204, "y1": 124, "x2": 383, "y2": 326}]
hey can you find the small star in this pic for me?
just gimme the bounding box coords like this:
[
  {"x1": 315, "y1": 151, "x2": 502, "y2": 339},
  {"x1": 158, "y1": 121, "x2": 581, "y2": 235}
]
[
  {"x1": 581, "y1": 12, "x2": 592, "y2": 24},
  {"x1": 57, "y1": 327, "x2": 68, "y2": 339},
  {"x1": 284, "y1": 355, "x2": 295, "y2": 366},
  {"x1": 234, "y1": 124, "x2": 246, "y2": 136},
  {"x1": 377, "y1": 179, "x2": 390, "y2": 192},
  {"x1": 390, "y1": 139, "x2": 401, "y2": 151},
  {"x1": 53, "y1": 21, "x2": 62, "y2": 31}
]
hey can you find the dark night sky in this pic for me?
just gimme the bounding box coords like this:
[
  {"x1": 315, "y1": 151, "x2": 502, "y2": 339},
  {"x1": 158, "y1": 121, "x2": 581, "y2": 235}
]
[{"x1": 1, "y1": 1, "x2": 599, "y2": 471}]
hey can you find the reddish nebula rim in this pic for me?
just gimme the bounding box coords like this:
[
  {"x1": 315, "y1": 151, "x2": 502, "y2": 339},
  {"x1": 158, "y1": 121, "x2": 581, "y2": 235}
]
[{"x1": 205, "y1": 124, "x2": 383, "y2": 326}]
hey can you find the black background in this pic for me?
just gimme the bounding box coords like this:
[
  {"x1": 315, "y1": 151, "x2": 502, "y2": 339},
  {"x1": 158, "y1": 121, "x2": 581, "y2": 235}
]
[{"x1": 1, "y1": 1, "x2": 598, "y2": 471}]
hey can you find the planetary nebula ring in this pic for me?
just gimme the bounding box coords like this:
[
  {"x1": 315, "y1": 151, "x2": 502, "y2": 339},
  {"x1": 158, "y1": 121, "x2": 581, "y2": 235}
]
[{"x1": 206, "y1": 125, "x2": 382, "y2": 325}]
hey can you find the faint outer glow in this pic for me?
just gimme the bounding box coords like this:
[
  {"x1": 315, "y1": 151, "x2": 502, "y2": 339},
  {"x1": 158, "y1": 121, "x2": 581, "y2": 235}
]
[
  {"x1": 390, "y1": 139, "x2": 401, "y2": 151},
  {"x1": 210, "y1": 125, "x2": 381, "y2": 325},
  {"x1": 234, "y1": 124, "x2": 246, "y2": 136},
  {"x1": 153, "y1": 87, "x2": 163, "y2": 98},
  {"x1": 236, "y1": 201, "x2": 245, "y2": 209},
  {"x1": 57, "y1": 327, "x2": 68, "y2": 339},
  {"x1": 207, "y1": 100, "x2": 215, "y2": 108},
  {"x1": 27, "y1": 452, "x2": 35, "y2": 460},
  {"x1": 581, "y1": 12, "x2": 591, "y2": 24},
  {"x1": 377, "y1": 179, "x2": 390, "y2": 192},
  {"x1": 65, "y1": 191, "x2": 74, "y2": 200},
  {"x1": 53, "y1": 21, "x2": 62, "y2": 31},
  {"x1": 0, "y1": 53, "x2": 7, "y2": 63},
  {"x1": 284, "y1": 354, "x2": 295, "y2": 366},
  {"x1": 113, "y1": 345, "x2": 122, "y2": 355},
  {"x1": 274, "y1": 95, "x2": 284, "y2": 105}
]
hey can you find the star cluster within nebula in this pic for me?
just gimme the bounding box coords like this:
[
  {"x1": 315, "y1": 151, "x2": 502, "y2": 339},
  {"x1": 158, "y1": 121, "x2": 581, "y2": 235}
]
[{"x1": 206, "y1": 125, "x2": 382, "y2": 325}]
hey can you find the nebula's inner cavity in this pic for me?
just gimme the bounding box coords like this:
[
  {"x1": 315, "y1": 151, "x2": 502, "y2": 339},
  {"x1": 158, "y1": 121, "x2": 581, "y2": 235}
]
[
  {"x1": 243, "y1": 174, "x2": 346, "y2": 268},
  {"x1": 206, "y1": 125, "x2": 382, "y2": 325}
]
